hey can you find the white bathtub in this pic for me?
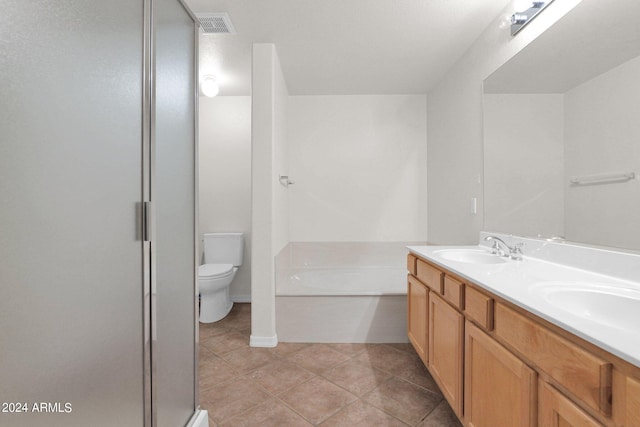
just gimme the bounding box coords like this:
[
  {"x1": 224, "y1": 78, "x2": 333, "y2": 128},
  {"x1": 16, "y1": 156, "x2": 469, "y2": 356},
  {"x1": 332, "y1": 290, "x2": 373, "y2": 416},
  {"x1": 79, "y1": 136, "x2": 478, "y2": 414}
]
[
  {"x1": 275, "y1": 242, "x2": 419, "y2": 343},
  {"x1": 278, "y1": 267, "x2": 407, "y2": 296}
]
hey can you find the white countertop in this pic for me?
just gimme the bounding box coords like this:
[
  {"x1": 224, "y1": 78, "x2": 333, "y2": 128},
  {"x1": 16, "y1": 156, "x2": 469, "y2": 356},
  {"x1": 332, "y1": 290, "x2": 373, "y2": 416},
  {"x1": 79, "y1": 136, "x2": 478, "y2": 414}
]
[{"x1": 408, "y1": 244, "x2": 640, "y2": 368}]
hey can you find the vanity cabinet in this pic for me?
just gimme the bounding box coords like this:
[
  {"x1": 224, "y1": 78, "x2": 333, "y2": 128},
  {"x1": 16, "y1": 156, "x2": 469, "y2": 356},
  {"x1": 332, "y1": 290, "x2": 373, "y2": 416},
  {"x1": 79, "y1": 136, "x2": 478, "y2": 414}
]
[
  {"x1": 465, "y1": 321, "x2": 537, "y2": 427},
  {"x1": 429, "y1": 292, "x2": 464, "y2": 416},
  {"x1": 406, "y1": 253, "x2": 640, "y2": 427}
]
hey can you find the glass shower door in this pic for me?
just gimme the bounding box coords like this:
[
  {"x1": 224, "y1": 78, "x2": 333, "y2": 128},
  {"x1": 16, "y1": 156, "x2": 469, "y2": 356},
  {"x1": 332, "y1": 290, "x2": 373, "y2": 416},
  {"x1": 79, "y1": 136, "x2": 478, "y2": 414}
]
[
  {"x1": 153, "y1": 0, "x2": 198, "y2": 426},
  {"x1": 0, "y1": 1, "x2": 147, "y2": 426}
]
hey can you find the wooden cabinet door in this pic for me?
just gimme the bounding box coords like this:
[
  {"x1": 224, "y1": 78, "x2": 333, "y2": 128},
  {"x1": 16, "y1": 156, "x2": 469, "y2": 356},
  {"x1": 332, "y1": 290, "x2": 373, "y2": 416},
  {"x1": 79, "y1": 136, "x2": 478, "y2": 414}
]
[
  {"x1": 429, "y1": 293, "x2": 464, "y2": 416},
  {"x1": 539, "y1": 380, "x2": 603, "y2": 427},
  {"x1": 625, "y1": 376, "x2": 640, "y2": 426},
  {"x1": 408, "y1": 275, "x2": 428, "y2": 364},
  {"x1": 465, "y1": 321, "x2": 537, "y2": 427},
  {"x1": 614, "y1": 372, "x2": 640, "y2": 427}
]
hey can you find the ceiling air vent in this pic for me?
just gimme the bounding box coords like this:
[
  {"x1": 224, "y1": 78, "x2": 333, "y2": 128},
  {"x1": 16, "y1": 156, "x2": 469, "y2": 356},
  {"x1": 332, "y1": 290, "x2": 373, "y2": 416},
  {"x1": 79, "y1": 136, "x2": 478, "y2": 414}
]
[{"x1": 196, "y1": 13, "x2": 236, "y2": 34}]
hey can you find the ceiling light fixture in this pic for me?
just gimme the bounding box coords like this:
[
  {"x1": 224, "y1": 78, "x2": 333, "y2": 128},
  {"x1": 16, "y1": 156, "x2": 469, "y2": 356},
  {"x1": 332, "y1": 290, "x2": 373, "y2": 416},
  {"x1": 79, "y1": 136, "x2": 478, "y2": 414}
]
[
  {"x1": 510, "y1": 1, "x2": 554, "y2": 36},
  {"x1": 200, "y1": 75, "x2": 219, "y2": 97}
]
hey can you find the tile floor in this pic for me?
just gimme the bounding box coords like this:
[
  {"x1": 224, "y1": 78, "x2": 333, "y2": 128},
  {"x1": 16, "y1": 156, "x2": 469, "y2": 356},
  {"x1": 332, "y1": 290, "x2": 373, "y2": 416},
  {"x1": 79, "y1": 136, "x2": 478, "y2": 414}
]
[{"x1": 199, "y1": 303, "x2": 462, "y2": 427}]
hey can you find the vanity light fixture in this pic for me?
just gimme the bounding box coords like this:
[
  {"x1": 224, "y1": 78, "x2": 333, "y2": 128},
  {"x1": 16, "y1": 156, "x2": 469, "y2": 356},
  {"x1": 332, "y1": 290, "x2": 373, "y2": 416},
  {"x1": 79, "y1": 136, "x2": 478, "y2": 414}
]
[
  {"x1": 510, "y1": 0, "x2": 554, "y2": 36},
  {"x1": 200, "y1": 75, "x2": 219, "y2": 97}
]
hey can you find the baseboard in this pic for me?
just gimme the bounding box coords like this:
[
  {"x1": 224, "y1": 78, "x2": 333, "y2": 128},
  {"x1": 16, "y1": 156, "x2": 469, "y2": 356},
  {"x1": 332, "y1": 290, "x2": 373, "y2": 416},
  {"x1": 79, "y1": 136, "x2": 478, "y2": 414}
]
[
  {"x1": 186, "y1": 409, "x2": 208, "y2": 427},
  {"x1": 250, "y1": 334, "x2": 278, "y2": 348},
  {"x1": 231, "y1": 294, "x2": 251, "y2": 303}
]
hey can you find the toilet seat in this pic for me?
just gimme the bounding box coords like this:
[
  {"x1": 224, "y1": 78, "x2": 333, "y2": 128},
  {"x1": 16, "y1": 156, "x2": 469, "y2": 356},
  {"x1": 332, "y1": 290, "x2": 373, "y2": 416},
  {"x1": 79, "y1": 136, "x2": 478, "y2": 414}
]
[{"x1": 198, "y1": 263, "x2": 234, "y2": 278}]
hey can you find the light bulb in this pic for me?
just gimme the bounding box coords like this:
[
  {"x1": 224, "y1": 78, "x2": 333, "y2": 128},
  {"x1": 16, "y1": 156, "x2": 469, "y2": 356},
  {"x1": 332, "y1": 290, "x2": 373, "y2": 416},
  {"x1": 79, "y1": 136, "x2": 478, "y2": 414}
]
[
  {"x1": 201, "y1": 76, "x2": 219, "y2": 97},
  {"x1": 499, "y1": 13, "x2": 513, "y2": 29}
]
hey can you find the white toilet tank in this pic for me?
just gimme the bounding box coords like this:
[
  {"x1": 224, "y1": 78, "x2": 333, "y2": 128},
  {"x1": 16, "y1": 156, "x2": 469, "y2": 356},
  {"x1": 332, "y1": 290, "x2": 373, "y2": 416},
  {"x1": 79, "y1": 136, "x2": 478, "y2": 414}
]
[{"x1": 203, "y1": 233, "x2": 244, "y2": 266}]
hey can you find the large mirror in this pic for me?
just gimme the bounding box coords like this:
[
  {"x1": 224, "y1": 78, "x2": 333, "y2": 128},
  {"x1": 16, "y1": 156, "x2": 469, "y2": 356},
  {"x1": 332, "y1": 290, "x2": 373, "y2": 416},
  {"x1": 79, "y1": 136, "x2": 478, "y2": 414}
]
[{"x1": 483, "y1": 0, "x2": 640, "y2": 251}]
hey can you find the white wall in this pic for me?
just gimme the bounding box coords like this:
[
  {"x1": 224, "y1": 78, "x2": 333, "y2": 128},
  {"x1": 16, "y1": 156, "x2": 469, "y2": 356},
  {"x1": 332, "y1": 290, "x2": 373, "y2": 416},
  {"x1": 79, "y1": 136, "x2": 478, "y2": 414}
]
[
  {"x1": 483, "y1": 94, "x2": 564, "y2": 238},
  {"x1": 198, "y1": 96, "x2": 252, "y2": 300},
  {"x1": 251, "y1": 43, "x2": 289, "y2": 347},
  {"x1": 272, "y1": 51, "x2": 290, "y2": 255},
  {"x1": 427, "y1": 0, "x2": 583, "y2": 244},
  {"x1": 288, "y1": 95, "x2": 427, "y2": 242},
  {"x1": 564, "y1": 55, "x2": 640, "y2": 250}
]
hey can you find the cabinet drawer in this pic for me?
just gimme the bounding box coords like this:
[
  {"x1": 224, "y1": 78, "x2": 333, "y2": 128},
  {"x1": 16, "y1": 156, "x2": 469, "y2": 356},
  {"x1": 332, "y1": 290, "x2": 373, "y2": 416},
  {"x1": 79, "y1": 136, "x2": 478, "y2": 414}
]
[
  {"x1": 407, "y1": 254, "x2": 417, "y2": 276},
  {"x1": 495, "y1": 302, "x2": 612, "y2": 416},
  {"x1": 416, "y1": 259, "x2": 443, "y2": 294},
  {"x1": 464, "y1": 285, "x2": 493, "y2": 330},
  {"x1": 443, "y1": 275, "x2": 464, "y2": 311}
]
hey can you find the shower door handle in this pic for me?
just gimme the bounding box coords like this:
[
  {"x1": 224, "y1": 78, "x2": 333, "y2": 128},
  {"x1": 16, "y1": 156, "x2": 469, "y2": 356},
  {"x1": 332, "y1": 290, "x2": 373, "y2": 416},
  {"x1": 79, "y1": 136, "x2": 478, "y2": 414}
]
[{"x1": 141, "y1": 201, "x2": 153, "y2": 242}]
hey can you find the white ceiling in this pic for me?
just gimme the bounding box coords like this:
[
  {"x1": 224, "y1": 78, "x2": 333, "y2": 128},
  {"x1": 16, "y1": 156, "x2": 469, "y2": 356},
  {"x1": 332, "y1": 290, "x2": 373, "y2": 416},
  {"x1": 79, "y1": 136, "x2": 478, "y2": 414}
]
[{"x1": 185, "y1": 0, "x2": 512, "y2": 96}]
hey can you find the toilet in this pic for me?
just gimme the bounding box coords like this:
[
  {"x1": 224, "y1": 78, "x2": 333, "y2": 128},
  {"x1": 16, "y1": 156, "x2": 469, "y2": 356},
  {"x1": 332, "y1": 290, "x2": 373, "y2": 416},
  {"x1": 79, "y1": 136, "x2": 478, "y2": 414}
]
[{"x1": 198, "y1": 232, "x2": 244, "y2": 323}]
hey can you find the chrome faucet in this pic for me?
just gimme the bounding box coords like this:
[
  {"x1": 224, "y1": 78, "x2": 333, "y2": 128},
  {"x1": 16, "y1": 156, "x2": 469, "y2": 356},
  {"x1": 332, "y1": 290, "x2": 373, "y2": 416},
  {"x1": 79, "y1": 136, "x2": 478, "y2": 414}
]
[
  {"x1": 510, "y1": 242, "x2": 524, "y2": 261},
  {"x1": 484, "y1": 236, "x2": 524, "y2": 261}
]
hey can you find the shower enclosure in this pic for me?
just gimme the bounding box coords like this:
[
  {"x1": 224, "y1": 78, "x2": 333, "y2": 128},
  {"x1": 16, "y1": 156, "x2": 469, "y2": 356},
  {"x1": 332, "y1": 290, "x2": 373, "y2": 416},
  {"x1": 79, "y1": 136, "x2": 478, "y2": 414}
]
[{"x1": 0, "y1": 1, "x2": 200, "y2": 426}]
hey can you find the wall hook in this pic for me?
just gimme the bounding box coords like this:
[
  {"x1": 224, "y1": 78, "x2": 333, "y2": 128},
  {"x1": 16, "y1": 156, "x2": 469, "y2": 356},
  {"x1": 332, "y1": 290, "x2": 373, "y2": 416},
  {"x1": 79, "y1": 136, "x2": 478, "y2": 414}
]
[{"x1": 279, "y1": 175, "x2": 294, "y2": 187}]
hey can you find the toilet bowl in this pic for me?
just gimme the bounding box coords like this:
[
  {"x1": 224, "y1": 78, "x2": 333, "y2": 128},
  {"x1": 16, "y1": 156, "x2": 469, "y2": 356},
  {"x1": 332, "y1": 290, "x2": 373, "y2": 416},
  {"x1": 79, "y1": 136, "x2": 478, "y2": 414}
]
[
  {"x1": 198, "y1": 232, "x2": 244, "y2": 323},
  {"x1": 198, "y1": 263, "x2": 237, "y2": 323}
]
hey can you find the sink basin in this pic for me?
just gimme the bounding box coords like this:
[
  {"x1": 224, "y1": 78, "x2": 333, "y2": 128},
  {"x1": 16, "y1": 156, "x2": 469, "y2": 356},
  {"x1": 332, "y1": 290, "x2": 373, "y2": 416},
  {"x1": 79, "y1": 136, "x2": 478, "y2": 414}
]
[
  {"x1": 532, "y1": 282, "x2": 640, "y2": 331},
  {"x1": 434, "y1": 249, "x2": 508, "y2": 265}
]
